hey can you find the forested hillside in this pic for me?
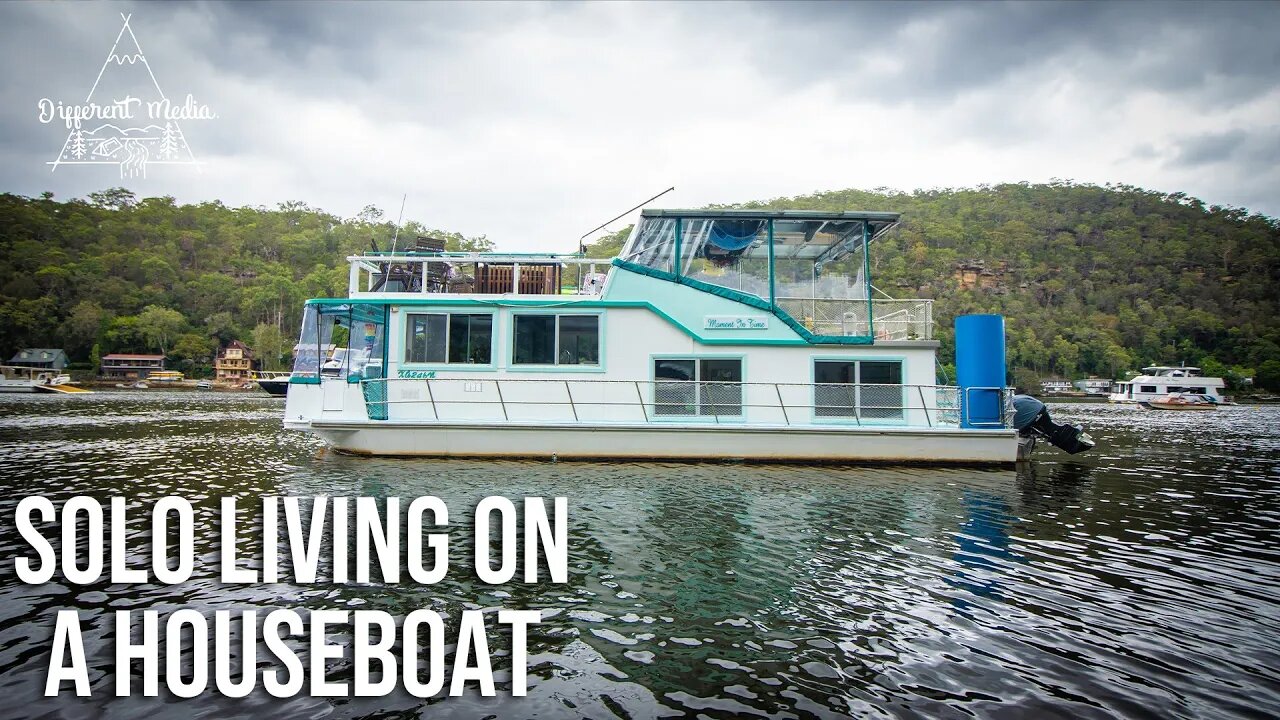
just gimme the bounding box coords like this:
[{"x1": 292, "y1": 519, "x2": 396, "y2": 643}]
[
  {"x1": 0, "y1": 188, "x2": 492, "y2": 373},
  {"x1": 2, "y1": 183, "x2": 1278, "y2": 387}
]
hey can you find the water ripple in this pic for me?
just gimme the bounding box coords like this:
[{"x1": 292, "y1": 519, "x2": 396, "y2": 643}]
[{"x1": 0, "y1": 393, "x2": 1277, "y2": 718}]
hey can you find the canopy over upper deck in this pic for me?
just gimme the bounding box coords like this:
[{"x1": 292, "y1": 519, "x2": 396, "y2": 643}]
[{"x1": 616, "y1": 209, "x2": 921, "y2": 343}]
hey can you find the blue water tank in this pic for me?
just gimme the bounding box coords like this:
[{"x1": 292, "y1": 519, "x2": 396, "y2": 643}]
[{"x1": 955, "y1": 314, "x2": 1006, "y2": 429}]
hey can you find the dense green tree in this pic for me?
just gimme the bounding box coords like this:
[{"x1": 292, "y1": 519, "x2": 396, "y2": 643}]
[
  {"x1": 251, "y1": 322, "x2": 285, "y2": 371},
  {"x1": 1256, "y1": 360, "x2": 1280, "y2": 392},
  {"x1": 172, "y1": 333, "x2": 216, "y2": 368},
  {"x1": 61, "y1": 300, "x2": 110, "y2": 358},
  {"x1": 135, "y1": 305, "x2": 186, "y2": 356}
]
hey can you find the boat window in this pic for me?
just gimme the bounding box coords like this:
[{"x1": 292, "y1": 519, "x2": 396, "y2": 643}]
[
  {"x1": 653, "y1": 358, "x2": 743, "y2": 416},
  {"x1": 513, "y1": 315, "x2": 599, "y2": 366},
  {"x1": 814, "y1": 359, "x2": 903, "y2": 419},
  {"x1": 343, "y1": 307, "x2": 386, "y2": 380},
  {"x1": 1140, "y1": 385, "x2": 1158, "y2": 393},
  {"x1": 406, "y1": 313, "x2": 492, "y2": 364},
  {"x1": 620, "y1": 218, "x2": 677, "y2": 273},
  {"x1": 681, "y1": 219, "x2": 771, "y2": 304},
  {"x1": 558, "y1": 315, "x2": 599, "y2": 365},
  {"x1": 449, "y1": 314, "x2": 493, "y2": 364},
  {"x1": 407, "y1": 314, "x2": 447, "y2": 363}
]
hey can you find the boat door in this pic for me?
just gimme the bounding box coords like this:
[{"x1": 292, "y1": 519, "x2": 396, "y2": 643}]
[{"x1": 322, "y1": 377, "x2": 346, "y2": 411}]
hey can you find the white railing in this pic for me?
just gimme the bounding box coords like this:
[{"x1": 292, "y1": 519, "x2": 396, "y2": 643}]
[
  {"x1": 774, "y1": 298, "x2": 932, "y2": 340},
  {"x1": 358, "y1": 377, "x2": 1009, "y2": 429}
]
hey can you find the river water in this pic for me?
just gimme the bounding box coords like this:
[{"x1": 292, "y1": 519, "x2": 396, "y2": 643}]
[{"x1": 0, "y1": 391, "x2": 1277, "y2": 719}]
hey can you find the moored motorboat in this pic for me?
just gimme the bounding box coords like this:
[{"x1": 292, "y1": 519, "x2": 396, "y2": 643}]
[
  {"x1": 1145, "y1": 393, "x2": 1217, "y2": 411},
  {"x1": 252, "y1": 371, "x2": 291, "y2": 396}
]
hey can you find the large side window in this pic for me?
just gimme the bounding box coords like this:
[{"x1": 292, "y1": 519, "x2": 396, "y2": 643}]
[
  {"x1": 653, "y1": 358, "x2": 743, "y2": 416},
  {"x1": 513, "y1": 315, "x2": 600, "y2": 366},
  {"x1": 814, "y1": 359, "x2": 902, "y2": 419},
  {"x1": 405, "y1": 313, "x2": 492, "y2": 364},
  {"x1": 814, "y1": 360, "x2": 857, "y2": 417}
]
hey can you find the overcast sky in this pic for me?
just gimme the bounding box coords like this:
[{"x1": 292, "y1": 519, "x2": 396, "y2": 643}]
[{"x1": 2, "y1": 1, "x2": 1277, "y2": 251}]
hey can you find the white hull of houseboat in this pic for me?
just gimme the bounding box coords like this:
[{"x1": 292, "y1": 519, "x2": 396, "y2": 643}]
[
  {"x1": 286, "y1": 419, "x2": 1018, "y2": 464},
  {"x1": 0, "y1": 380, "x2": 39, "y2": 393}
]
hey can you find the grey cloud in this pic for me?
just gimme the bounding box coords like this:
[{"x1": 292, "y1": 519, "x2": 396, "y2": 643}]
[
  {"x1": 1, "y1": 0, "x2": 1278, "y2": 242},
  {"x1": 721, "y1": 1, "x2": 1280, "y2": 107},
  {"x1": 1173, "y1": 127, "x2": 1280, "y2": 172},
  {"x1": 1175, "y1": 130, "x2": 1249, "y2": 167}
]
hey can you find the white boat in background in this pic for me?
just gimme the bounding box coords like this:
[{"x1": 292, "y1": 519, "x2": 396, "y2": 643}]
[
  {"x1": 283, "y1": 209, "x2": 1029, "y2": 463},
  {"x1": 0, "y1": 365, "x2": 74, "y2": 393},
  {"x1": 1109, "y1": 366, "x2": 1226, "y2": 404}
]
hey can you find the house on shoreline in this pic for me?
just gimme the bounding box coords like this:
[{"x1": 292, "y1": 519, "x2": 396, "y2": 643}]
[
  {"x1": 215, "y1": 340, "x2": 253, "y2": 384},
  {"x1": 101, "y1": 353, "x2": 165, "y2": 380},
  {"x1": 8, "y1": 349, "x2": 69, "y2": 371}
]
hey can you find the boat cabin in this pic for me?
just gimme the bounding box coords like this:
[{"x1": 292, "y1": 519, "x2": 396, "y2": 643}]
[{"x1": 1109, "y1": 366, "x2": 1226, "y2": 403}]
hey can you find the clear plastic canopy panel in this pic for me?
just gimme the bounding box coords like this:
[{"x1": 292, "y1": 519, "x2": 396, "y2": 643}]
[{"x1": 621, "y1": 215, "x2": 879, "y2": 339}]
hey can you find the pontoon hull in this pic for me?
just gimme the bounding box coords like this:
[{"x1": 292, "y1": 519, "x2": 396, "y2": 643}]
[{"x1": 287, "y1": 419, "x2": 1019, "y2": 464}]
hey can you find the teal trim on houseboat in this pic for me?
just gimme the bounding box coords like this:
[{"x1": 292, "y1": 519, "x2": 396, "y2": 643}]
[
  {"x1": 767, "y1": 219, "x2": 776, "y2": 308},
  {"x1": 674, "y1": 217, "x2": 682, "y2": 278},
  {"x1": 863, "y1": 221, "x2": 874, "y2": 341},
  {"x1": 304, "y1": 266, "x2": 874, "y2": 347},
  {"x1": 398, "y1": 309, "x2": 499, "y2": 372},
  {"x1": 290, "y1": 375, "x2": 321, "y2": 385},
  {"x1": 609, "y1": 259, "x2": 874, "y2": 345},
  {"x1": 306, "y1": 296, "x2": 807, "y2": 346}
]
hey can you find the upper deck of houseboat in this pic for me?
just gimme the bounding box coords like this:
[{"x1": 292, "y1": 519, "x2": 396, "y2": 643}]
[{"x1": 337, "y1": 209, "x2": 934, "y2": 344}]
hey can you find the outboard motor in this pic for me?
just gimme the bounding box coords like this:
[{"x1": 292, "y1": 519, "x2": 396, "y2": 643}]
[{"x1": 1011, "y1": 395, "x2": 1094, "y2": 455}]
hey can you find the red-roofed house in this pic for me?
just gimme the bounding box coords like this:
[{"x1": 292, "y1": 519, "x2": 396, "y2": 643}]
[{"x1": 101, "y1": 353, "x2": 166, "y2": 379}]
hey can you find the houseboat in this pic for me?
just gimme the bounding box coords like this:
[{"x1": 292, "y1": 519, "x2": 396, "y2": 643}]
[
  {"x1": 1109, "y1": 366, "x2": 1226, "y2": 404},
  {"x1": 282, "y1": 209, "x2": 1022, "y2": 463}
]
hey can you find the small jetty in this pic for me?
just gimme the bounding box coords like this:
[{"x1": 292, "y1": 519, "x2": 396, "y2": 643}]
[{"x1": 35, "y1": 383, "x2": 92, "y2": 394}]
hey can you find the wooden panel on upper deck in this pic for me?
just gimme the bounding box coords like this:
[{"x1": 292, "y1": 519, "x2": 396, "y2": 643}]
[{"x1": 475, "y1": 263, "x2": 563, "y2": 295}]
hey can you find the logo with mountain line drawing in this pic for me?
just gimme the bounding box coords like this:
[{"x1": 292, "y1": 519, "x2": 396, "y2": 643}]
[{"x1": 37, "y1": 13, "x2": 216, "y2": 179}]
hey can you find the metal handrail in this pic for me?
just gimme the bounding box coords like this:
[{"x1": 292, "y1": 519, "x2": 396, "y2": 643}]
[{"x1": 352, "y1": 377, "x2": 999, "y2": 429}]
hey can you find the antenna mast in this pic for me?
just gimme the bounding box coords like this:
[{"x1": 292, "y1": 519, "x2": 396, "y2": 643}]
[
  {"x1": 389, "y1": 194, "x2": 407, "y2": 255},
  {"x1": 578, "y1": 186, "x2": 675, "y2": 254}
]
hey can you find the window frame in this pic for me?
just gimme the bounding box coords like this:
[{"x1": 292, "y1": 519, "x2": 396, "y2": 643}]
[
  {"x1": 510, "y1": 312, "x2": 604, "y2": 371},
  {"x1": 650, "y1": 354, "x2": 746, "y2": 420},
  {"x1": 402, "y1": 311, "x2": 496, "y2": 369},
  {"x1": 810, "y1": 356, "x2": 906, "y2": 425}
]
